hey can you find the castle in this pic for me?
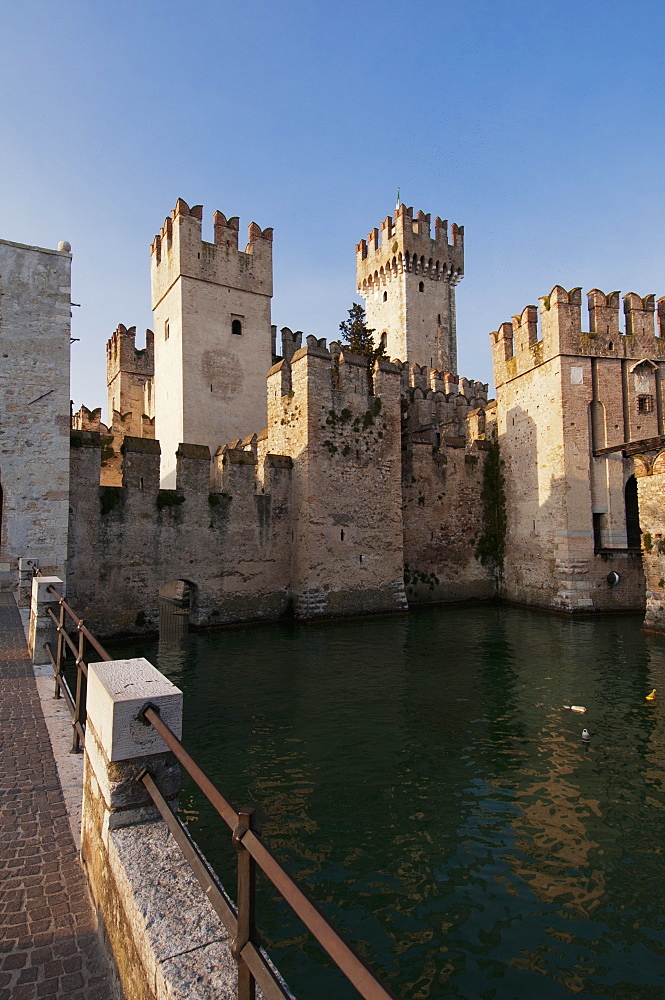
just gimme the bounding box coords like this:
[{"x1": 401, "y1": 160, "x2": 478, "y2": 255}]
[{"x1": 4, "y1": 197, "x2": 665, "y2": 636}]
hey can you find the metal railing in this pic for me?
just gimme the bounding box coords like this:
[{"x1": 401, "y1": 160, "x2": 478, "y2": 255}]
[
  {"x1": 40, "y1": 578, "x2": 111, "y2": 752},
  {"x1": 33, "y1": 576, "x2": 398, "y2": 1000},
  {"x1": 137, "y1": 703, "x2": 398, "y2": 1000}
]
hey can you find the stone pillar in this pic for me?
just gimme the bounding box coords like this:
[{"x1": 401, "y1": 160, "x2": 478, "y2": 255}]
[
  {"x1": 28, "y1": 575, "x2": 63, "y2": 665},
  {"x1": 81, "y1": 657, "x2": 184, "y2": 1000},
  {"x1": 17, "y1": 557, "x2": 38, "y2": 607},
  {"x1": 82, "y1": 657, "x2": 182, "y2": 838}
]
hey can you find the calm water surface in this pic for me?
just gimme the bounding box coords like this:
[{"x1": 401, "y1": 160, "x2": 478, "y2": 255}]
[{"x1": 108, "y1": 606, "x2": 665, "y2": 999}]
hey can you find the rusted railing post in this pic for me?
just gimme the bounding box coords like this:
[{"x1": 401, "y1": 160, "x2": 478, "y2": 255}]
[
  {"x1": 17, "y1": 558, "x2": 38, "y2": 607},
  {"x1": 233, "y1": 807, "x2": 260, "y2": 1000},
  {"x1": 71, "y1": 621, "x2": 85, "y2": 753},
  {"x1": 53, "y1": 600, "x2": 65, "y2": 699}
]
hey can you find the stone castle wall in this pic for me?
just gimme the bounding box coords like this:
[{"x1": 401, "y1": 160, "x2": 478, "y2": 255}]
[
  {"x1": 492, "y1": 285, "x2": 651, "y2": 613},
  {"x1": 635, "y1": 450, "x2": 665, "y2": 632},
  {"x1": 67, "y1": 343, "x2": 494, "y2": 637},
  {"x1": 0, "y1": 238, "x2": 72, "y2": 584}
]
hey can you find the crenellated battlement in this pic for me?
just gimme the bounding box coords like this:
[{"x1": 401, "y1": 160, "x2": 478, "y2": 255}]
[
  {"x1": 356, "y1": 203, "x2": 464, "y2": 293},
  {"x1": 491, "y1": 284, "x2": 665, "y2": 387},
  {"x1": 106, "y1": 324, "x2": 154, "y2": 382},
  {"x1": 356, "y1": 203, "x2": 463, "y2": 376},
  {"x1": 150, "y1": 198, "x2": 273, "y2": 309}
]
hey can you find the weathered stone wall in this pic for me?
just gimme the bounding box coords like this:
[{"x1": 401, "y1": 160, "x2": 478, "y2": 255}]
[
  {"x1": 492, "y1": 285, "x2": 649, "y2": 613},
  {"x1": 74, "y1": 323, "x2": 156, "y2": 487},
  {"x1": 68, "y1": 337, "x2": 495, "y2": 633},
  {"x1": 635, "y1": 450, "x2": 665, "y2": 632},
  {"x1": 0, "y1": 238, "x2": 71, "y2": 585},
  {"x1": 267, "y1": 338, "x2": 408, "y2": 617},
  {"x1": 67, "y1": 432, "x2": 293, "y2": 637},
  {"x1": 399, "y1": 364, "x2": 495, "y2": 604},
  {"x1": 151, "y1": 199, "x2": 273, "y2": 488}
]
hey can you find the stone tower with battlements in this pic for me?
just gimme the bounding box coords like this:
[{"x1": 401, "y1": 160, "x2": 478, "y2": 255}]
[
  {"x1": 491, "y1": 284, "x2": 664, "y2": 612},
  {"x1": 150, "y1": 198, "x2": 273, "y2": 487},
  {"x1": 356, "y1": 205, "x2": 464, "y2": 373},
  {"x1": 106, "y1": 324, "x2": 154, "y2": 437}
]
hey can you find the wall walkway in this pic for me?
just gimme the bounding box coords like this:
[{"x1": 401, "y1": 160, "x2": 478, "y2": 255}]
[{"x1": 0, "y1": 593, "x2": 119, "y2": 999}]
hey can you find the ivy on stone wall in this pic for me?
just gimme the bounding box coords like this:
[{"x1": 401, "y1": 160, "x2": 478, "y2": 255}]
[
  {"x1": 475, "y1": 439, "x2": 506, "y2": 575},
  {"x1": 156, "y1": 491, "x2": 186, "y2": 511},
  {"x1": 99, "y1": 486, "x2": 122, "y2": 516}
]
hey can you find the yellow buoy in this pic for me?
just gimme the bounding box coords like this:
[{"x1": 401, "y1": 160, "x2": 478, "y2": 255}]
[{"x1": 646, "y1": 688, "x2": 657, "y2": 701}]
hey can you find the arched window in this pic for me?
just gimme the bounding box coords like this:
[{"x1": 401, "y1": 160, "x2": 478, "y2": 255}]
[
  {"x1": 419, "y1": 281, "x2": 424, "y2": 292},
  {"x1": 231, "y1": 319, "x2": 242, "y2": 336},
  {"x1": 625, "y1": 475, "x2": 641, "y2": 548},
  {"x1": 383, "y1": 291, "x2": 387, "y2": 302}
]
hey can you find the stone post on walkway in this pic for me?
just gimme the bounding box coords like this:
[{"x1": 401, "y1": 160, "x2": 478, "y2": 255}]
[
  {"x1": 17, "y1": 557, "x2": 38, "y2": 607},
  {"x1": 28, "y1": 575, "x2": 63, "y2": 665},
  {"x1": 81, "y1": 657, "x2": 185, "y2": 1000}
]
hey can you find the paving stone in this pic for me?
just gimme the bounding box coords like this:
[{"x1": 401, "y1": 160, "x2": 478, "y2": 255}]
[{"x1": 0, "y1": 599, "x2": 121, "y2": 998}]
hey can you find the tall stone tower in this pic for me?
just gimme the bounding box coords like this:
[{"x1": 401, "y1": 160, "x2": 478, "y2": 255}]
[
  {"x1": 356, "y1": 204, "x2": 464, "y2": 372},
  {"x1": 106, "y1": 324, "x2": 154, "y2": 437},
  {"x1": 150, "y1": 198, "x2": 273, "y2": 487},
  {"x1": 491, "y1": 285, "x2": 658, "y2": 613}
]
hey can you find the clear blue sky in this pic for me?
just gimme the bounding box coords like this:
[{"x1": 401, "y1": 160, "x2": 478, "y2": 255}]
[{"x1": 2, "y1": 0, "x2": 665, "y2": 414}]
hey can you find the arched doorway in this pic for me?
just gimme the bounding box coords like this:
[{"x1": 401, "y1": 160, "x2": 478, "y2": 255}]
[
  {"x1": 625, "y1": 475, "x2": 641, "y2": 549},
  {"x1": 158, "y1": 579, "x2": 195, "y2": 639}
]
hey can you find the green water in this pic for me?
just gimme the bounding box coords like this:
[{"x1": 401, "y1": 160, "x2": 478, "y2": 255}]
[{"x1": 107, "y1": 605, "x2": 665, "y2": 999}]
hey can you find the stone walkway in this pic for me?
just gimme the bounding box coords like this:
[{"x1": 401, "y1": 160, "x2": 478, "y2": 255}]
[{"x1": 0, "y1": 594, "x2": 120, "y2": 999}]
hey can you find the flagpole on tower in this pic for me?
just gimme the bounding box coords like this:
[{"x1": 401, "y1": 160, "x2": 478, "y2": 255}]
[{"x1": 396, "y1": 188, "x2": 401, "y2": 211}]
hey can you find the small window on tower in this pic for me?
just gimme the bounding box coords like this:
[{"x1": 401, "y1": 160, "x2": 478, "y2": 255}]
[
  {"x1": 231, "y1": 317, "x2": 243, "y2": 336},
  {"x1": 419, "y1": 281, "x2": 424, "y2": 292},
  {"x1": 383, "y1": 291, "x2": 387, "y2": 302},
  {"x1": 164, "y1": 320, "x2": 169, "y2": 341},
  {"x1": 638, "y1": 394, "x2": 654, "y2": 413}
]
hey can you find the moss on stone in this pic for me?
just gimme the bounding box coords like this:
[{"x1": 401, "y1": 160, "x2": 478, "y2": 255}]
[
  {"x1": 475, "y1": 439, "x2": 506, "y2": 575},
  {"x1": 99, "y1": 486, "x2": 122, "y2": 516},
  {"x1": 156, "y1": 491, "x2": 186, "y2": 511}
]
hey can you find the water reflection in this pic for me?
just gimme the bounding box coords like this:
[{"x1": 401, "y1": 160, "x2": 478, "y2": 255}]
[{"x1": 108, "y1": 606, "x2": 665, "y2": 1000}]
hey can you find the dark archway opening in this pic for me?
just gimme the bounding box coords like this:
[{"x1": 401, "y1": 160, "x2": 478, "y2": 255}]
[
  {"x1": 625, "y1": 475, "x2": 641, "y2": 549},
  {"x1": 159, "y1": 579, "x2": 194, "y2": 639}
]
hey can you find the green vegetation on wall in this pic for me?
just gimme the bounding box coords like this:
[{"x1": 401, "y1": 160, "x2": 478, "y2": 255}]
[
  {"x1": 99, "y1": 486, "x2": 122, "y2": 516},
  {"x1": 475, "y1": 439, "x2": 507, "y2": 576}
]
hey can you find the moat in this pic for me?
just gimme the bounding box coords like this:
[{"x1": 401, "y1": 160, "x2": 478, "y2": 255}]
[{"x1": 108, "y1": 605, "x2": 665, "y2": 1000}]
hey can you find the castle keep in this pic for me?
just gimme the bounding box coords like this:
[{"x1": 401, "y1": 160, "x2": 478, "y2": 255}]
[
  {"x1": 4, "y1": 197, "x2": 665, "y2": 636},
  {"x1": 62, "y1": 199, "x2": 491, "y2": 635},
  {"x1": 150, "y1": 199, "x2": 273, "y2": 488},
  {"x1": 356, "y1": 205, "x2": 463, "y2": 373}
]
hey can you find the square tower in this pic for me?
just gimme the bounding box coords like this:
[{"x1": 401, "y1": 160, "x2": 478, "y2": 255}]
[
  {"x1": 150, "y1": 199, "x2": 273, "y2": 487},
  {"x1": 356, "y1": 205, "x2": 464, "y2": 372},
  {"x1": 492, "y1": 284, "x2": 662, "y2": 612}
]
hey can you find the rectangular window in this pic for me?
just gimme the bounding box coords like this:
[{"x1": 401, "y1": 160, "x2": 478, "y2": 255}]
[
  {"x1": 638, "y1": 394, "x2": 654, "y2": 413},
  {"x1": 593, "y1": 512, "x2": 604, "y2": 552},
  {"x1": 165, "y1": 320, "x2": 169, "y2": 341}
]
